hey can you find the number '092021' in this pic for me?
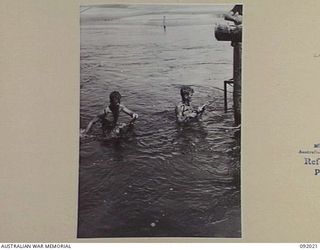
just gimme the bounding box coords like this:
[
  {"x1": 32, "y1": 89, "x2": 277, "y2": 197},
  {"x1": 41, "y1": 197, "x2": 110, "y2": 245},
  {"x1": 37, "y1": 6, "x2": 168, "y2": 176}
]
[{"x1": 300, "y1": 244, "x2": 318, "y2": 248}]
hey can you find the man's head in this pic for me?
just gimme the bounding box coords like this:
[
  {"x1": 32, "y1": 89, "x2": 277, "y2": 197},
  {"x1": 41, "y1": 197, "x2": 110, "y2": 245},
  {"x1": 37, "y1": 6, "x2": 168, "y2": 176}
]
[
  {"x1": 180, "y1": 86, "x2": 194, "y2": 104},
  {"x1": 109, "y1": 91, "x2": 121, "y2": 125},
  {"x1": 109, "y1": 91, "x2": 121, "y2": 106}
]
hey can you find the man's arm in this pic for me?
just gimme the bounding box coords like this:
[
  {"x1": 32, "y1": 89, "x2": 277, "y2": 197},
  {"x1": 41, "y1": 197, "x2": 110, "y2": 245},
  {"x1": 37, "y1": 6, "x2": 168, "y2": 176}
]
[
  {"x1": 82, "y1": 116, "x2": 100, "y2": 135},
  {"x1": 121, "y1": 105, "x2": 138, "y2": 123},
  {"x1": 224, "y1": 5, "x2": 242, "y2": 25},
  {"x1": 224, "y1": 13, "x2": 242, "y2": 25},
  {"x1": 82, "y1": 111, "x2": 105, "y2": 134},
  {"x1": 196, "y1": 104, "x2": 207, "y2": 115},
  {"x1": 175, "y1": 105, "x2": 198, "y2": 123}
]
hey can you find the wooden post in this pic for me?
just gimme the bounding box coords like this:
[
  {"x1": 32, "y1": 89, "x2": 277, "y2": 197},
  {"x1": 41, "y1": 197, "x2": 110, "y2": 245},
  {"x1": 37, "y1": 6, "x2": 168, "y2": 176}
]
[
  {"x1": 233, "y1": 42, "x2": 241, "y2": 126},
  {"x1": 215, "y1": 24, "x2": 242, "y2": 125},
  {"x1": 224, "y1": 81, "x2": 228, "y2": 113}
]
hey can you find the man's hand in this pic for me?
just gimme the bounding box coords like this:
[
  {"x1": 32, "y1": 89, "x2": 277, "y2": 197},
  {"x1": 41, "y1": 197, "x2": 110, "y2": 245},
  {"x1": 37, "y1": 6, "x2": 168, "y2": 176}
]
[
  {"x1": 197, "y1": 104, "x2": 206, "y2": 114},
  {"x1": 129, "y1": 113, "x2": 138, "y2": 125},
  {"x1": 189, "y1": 112, "x2": 198, "y2": 118}
]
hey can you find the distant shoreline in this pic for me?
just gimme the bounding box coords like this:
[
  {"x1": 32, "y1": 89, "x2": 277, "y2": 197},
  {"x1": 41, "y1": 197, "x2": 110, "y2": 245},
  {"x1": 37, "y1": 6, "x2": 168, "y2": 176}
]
[{"x1": 80, "y1": 4, "x2": 230, "y2": 23}]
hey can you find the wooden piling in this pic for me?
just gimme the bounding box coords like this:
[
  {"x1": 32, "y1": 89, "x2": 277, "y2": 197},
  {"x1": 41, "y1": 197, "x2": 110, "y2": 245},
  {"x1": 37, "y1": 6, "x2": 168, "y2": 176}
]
[
  {"x1": 233, "y1": 42, "x2": 241, "y2": 126},
  {"x1": 215, "y1": 23, "x2": 242, "y2": 125},
  {"x1": 224, "y1": 81, "x2": 228, "y2": 113}
]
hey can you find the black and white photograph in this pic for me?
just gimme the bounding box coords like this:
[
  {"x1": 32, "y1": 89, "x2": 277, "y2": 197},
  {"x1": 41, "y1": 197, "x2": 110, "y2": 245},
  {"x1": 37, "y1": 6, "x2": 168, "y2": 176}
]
[{"x1": 78, "y1": 4, "x2": 242, "y2": 238}]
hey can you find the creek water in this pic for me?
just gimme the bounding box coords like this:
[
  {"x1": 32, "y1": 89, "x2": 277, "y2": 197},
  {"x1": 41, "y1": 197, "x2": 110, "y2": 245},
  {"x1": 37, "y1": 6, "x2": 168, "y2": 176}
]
[{"x1": 79, "y1": 5, "x2": 241, "y2": 238}]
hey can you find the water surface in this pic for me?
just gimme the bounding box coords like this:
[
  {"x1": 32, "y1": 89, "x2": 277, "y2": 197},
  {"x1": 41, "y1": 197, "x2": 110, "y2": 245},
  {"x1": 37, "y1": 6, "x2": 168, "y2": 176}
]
[{"x1": 79, "y1": 5, "x2": 241, "y2": 238}]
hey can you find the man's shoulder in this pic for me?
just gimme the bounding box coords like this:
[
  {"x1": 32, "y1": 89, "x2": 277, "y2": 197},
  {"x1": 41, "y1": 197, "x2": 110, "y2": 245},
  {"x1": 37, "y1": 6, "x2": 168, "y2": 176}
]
[
  {"x1": 175, "y1": 102, "x2": 186, "y2": 114},
  {"x1": 97, "y1": 107, "x2": 110, "y2": 118},
  {"x1": 119, "y1": 104, "x2": 126, "y2": 110},
  {"x1": 104, "y1": 106, "x2": 111, "y2": 113},
  {"x1": 176, "y1": 102, "x2": 184, "y2": 108}
]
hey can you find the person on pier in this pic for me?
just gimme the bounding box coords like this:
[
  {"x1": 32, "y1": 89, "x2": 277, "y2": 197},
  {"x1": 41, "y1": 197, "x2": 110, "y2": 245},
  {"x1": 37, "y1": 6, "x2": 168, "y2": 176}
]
[{"x1": 224, "y1": 5, "x2": 242, "y2": 25}]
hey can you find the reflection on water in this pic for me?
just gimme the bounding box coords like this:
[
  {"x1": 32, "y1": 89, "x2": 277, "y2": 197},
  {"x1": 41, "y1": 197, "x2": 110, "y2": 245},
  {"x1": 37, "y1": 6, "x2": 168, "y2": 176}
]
[{"x1": 79, "y1": 5, "x2": 240, "y2": 238}]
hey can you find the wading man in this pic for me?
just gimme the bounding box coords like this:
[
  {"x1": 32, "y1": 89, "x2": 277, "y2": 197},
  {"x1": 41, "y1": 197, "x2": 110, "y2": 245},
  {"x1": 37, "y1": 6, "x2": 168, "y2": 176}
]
[
  {"x1": 81, "y1": 91, "x2": 138, "y2": 137},
  {"x1": 175, "y1": 86, "x2": 206, "y2": 123}
]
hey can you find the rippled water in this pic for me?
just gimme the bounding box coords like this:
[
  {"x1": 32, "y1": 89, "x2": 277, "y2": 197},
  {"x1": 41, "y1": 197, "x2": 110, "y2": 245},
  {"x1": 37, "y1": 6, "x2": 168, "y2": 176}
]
[{"x1": 78, "y1": 5, "x2": 241, "y2": 238}]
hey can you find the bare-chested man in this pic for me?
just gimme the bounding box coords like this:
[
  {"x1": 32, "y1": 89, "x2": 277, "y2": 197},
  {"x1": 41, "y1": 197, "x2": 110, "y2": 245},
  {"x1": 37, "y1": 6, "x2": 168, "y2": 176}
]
[
  {"x1": 175, "y1": 86, "x2": 206, "y2": 123},
  {"x1": 81, "y1": 91, "x2": 138, "y2": 137}
]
